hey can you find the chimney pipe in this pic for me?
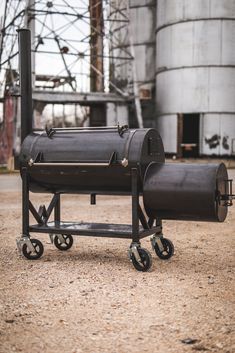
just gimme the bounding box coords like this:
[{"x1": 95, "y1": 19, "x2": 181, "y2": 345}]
[{"x1": 18, "y1": 28, "x2": 33, "y2": 143}]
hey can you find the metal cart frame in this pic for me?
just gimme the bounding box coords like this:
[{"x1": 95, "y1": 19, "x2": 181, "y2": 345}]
[{"x1": 17, "y1": 166, "x2": 171, "y2": 271}]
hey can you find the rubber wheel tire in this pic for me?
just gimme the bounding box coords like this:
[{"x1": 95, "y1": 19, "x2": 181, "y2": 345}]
[
  {"x1": 154, "y1": 238, "x2": 174, "y2": 260},
  {"x1": 131, "y1": 248, "x2": 152, "y2": 272},
  {"x1": 22, "y1": 239, "x2": 44, "y2": 260},
  {"x1": 54, "y1": 235, "x2": 73, "y2": 251}
]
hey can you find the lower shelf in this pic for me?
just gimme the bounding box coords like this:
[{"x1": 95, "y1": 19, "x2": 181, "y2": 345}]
[{"x1": 29, "y1": 221, "x2": 158, "y2": 239}]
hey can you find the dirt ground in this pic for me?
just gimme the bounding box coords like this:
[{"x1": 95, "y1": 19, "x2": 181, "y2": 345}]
[{"x1": 0, "y1": 170, "x2": 234, "y2": 353}]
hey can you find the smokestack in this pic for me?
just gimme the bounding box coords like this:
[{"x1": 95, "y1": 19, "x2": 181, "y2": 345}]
[{"x1": 18, "y1": 28, "x2": 33, "y2": 143}]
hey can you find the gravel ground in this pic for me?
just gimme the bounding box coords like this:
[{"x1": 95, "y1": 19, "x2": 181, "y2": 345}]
[{"x1": 0, "y1": 171, "x2": 234, "y2": 353}]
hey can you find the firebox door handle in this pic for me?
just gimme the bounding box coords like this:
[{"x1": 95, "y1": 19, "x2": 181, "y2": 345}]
[{"x1": 218, "y1": 179, "x2": 235, "y2": 207}]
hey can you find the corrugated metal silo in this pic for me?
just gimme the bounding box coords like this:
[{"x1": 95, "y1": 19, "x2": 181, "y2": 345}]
[
  {"x1": 109, "y1": 0, "x2": 156, "y2": 126},
  {"x1": 156, "y1": 0, "x2": 235, "y2": 156}
]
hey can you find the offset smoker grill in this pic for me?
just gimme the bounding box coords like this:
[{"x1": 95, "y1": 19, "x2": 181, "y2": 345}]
[{"x1": 16, "y1": 29, "x2": 235, "y2": 271}]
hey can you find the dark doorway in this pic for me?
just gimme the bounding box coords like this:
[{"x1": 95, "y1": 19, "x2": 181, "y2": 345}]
[
  {"x1": 181, "y1": 113, "x2": 200, "y2": 157},
  {"x1": 90, "y1": 104, "x2": 106, "y2": 126}
]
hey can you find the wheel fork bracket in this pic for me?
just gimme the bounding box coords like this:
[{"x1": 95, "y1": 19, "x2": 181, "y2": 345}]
[
  {"x1": 16, "y1": 237, "x2": 36, "y2": 255},
  {"x1": 49, "y1": 234, "x2": 54, "y2": 244},
  {"x1": 150, "y1": 235, "x2": 164, "y2": 252},
  {"x1": 49, "y1": 234, "x2": 65, "y2": 244},
  {"x1": 57, "y1": 234, "x2": 66, "y2": 244},
  {"x1": 129, "y1": 243, "x2": 142, "y2": 264}
]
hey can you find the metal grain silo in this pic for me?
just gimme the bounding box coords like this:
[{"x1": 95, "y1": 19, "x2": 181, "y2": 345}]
[
  {"x1": 109, "y1": 0, "x2": 156, "y2": 126},
  {"x1": 156, "y1": 0, "x2": 235, "y2": 156}
]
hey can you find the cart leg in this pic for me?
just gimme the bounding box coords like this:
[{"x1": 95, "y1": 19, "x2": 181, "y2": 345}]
[
  {"x1": 54, "y1": 194, "x2": 61, "y2": 224},
  {"x1": 128, "y1": 169, "x2": 152, "y2": 271},
  {"x1": 131, "y1": 168, "x2": 139, "y2": 244},
  {"x1": 22, "y1": 167, "x2": 30, "y2": 237},
  {"x1": 129, "y1": 168, "x2": 140, "y2": 259},
  {"x1": 50, "y1": 194, "x2": 62, "y2": 244},
  {"x1": 16, "y1": 167, "x2": 35, "y2": 254},
  {"x1": 52, "y1": 194, "x2": 73, "y2": 249}
]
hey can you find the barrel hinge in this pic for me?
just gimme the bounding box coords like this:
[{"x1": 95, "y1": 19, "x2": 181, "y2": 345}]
[
  {"x1": 121, "y1": 158, "x2": 128, "y2": 167},
  {"x1": 117, "y1": 124, "x2": 129, "y2": 137},
  {"x1": 45, "y1": 126, "x2": 56, "y2": 138}
]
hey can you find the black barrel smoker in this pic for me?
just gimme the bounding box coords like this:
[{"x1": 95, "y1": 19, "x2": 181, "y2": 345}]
[{"x1": 16, "y1": 29, "x2": 234, "y2": 271}]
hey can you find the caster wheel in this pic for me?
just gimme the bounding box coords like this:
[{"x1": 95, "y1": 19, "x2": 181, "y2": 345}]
[
  {"x1": 22, "y1": 239, "x2": 44, "y2": 260},
  {"x1": 154, "y1": 238, "x2": 174, "y2": 260},
  {"x1": 54, "y1": 234, "x2": 73, "y2": 251},
  {"x1": 131, "y1": 248, "x2": 152, "y2": 272}
]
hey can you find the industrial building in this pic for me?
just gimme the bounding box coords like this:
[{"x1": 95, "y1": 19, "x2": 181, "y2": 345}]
[
  {"x1": 156, "y1": 0, "x2": 235, "y2": 157},
  {"x1": 109, "y1": 0, "x2": 235, "y2": 157}
]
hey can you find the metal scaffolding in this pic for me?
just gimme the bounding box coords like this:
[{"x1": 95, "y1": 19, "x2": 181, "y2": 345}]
[{"x1": 0, "y1": 0, "x2": 136, "y2": 98}]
